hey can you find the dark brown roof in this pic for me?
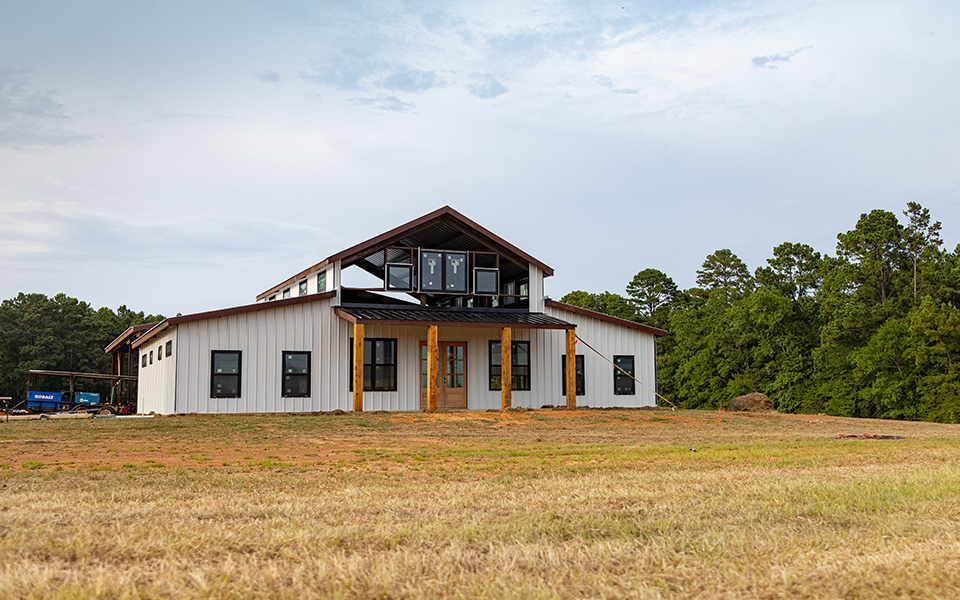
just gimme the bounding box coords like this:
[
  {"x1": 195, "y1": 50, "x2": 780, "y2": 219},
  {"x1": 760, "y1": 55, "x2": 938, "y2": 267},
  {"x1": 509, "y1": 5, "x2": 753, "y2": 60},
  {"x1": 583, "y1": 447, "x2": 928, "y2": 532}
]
[
  {"x1": 335, "y1": 304, "x2": 574, "y2": 330},
  {"x1": 545, "y1": 299, "x2": 668, "y2": 337},
  {"x1": 104, "y1": 322, "x2": 160, "y2": 353},
  {"x1": 257, "y1": 206, "x2": 554, "y2": 301},
  {"x1": 131, "y1": 292, "x2": 337, "y2": 349}
]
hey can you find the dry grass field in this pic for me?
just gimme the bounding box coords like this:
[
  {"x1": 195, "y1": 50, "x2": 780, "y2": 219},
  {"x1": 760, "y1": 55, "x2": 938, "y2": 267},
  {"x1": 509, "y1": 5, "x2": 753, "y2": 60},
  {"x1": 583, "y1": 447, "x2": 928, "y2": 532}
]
[{"x1": 2, "y1": 408, "x2": 960, "y2": 599}]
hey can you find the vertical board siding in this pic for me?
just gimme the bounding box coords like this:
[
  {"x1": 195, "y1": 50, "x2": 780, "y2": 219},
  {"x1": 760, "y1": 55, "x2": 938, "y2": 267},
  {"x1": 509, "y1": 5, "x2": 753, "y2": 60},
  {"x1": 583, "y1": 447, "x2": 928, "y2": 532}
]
[
  {"x1": 543, "y1": 305, "x2": 658, "y2": 408},
  {"x1": 137, "y1": 328, "x2": 178, "y2": 414},
  {"x1": 146, "y1": 296, "x2": 657, "y2": 414}
]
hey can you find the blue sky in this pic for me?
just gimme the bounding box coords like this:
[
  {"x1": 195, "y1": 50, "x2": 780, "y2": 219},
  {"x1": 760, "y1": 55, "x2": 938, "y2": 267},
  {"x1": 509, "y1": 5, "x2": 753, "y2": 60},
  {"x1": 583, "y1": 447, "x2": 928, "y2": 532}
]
[{"x1": 1, "y1": 1, "x2": 958, "y2": 316}]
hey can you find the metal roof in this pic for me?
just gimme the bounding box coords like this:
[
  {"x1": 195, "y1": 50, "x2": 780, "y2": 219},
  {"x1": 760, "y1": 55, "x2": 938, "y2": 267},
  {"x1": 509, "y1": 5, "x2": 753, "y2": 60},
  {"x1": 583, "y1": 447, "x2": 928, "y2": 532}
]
[{"x1": 335, "y1": 304, "x2": 575, "y2": 330}]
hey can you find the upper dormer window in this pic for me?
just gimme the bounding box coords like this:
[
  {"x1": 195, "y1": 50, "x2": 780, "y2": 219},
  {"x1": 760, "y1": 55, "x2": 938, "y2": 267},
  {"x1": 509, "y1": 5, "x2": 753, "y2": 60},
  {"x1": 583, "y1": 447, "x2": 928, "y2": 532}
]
[
  {"x1": 298, "y1": 280, "x2": 308, "y2": 296},
  {"x1": 317, "y1": 270, "x2": 327, "y2": 292}
]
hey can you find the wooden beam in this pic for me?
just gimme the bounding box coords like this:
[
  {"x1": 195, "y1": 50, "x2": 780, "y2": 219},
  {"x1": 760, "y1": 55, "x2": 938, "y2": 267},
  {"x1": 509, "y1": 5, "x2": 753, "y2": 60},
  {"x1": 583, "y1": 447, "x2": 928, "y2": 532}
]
[
  {"x1": 566, "y1": 329, "x2": 577, "y2": 409},
  {"x1": 427, "y1": 326, "x2": 438, "y2": 411},
  {"x1": 353, "y1": 323, "x2": 364, "y2": 412},
  {"x1": 501, "y1": 327, "x2": 512, "y2": 410}
]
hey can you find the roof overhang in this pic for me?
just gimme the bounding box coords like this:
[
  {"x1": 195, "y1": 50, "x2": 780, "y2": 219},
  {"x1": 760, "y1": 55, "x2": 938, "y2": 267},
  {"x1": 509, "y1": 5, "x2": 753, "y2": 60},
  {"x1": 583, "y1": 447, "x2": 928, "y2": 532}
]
[
  {"x1": 335, "y1": 304, "x2": 574, "y2": 330},
  {"x1": 104, "y1": 322, "x2": 160, "y2": 353},
  {"x1": 132, "y1": 292, "x2": 337, "y2": 350},
  {"x1": 545, "y1": 299, "x2": 669, "y2": 337}
]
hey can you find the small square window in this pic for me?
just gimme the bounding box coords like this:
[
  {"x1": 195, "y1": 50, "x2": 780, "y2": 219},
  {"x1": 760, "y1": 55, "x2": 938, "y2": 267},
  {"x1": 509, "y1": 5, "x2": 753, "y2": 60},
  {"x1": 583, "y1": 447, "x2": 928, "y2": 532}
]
[
  {"x1": 385, "y1": 263, "x2": 414, "y2": 292},
  {"x1": 298, "y1": 280, "x2": 308, "y2": 296},
  {"x1": 474, "y1": 268, "x2": 499, "y2": 295},
  {"x1": 269, "y1": 295, "x2": 276, "y2": 301},
  {"x1": 282, "y1": 288, "x2": 291, "y2": 299}
]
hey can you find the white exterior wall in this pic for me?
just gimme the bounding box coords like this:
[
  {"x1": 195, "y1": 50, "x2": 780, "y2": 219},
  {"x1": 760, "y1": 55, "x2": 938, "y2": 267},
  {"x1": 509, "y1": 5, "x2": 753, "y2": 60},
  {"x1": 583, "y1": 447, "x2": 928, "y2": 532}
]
[
  {"x1": 137, "y1": 328, "x2": 178, "y2": 414},
  {"x1": 527, "y1": 265, "x2": 545, "y2": 311},
  {"x1": 542, "y1": 305, "x2": 658, "y2": 408},
  {"x1": 166, "y1": 297, "x2": 351, "y2": 414}
]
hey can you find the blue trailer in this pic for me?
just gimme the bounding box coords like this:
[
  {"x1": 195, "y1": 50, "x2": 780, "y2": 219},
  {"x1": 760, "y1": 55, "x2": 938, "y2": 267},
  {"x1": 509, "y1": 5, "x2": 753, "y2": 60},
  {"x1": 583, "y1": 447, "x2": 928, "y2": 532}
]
[{"x1": 24, "y1": 390, "x2": 114, "y2": 414}]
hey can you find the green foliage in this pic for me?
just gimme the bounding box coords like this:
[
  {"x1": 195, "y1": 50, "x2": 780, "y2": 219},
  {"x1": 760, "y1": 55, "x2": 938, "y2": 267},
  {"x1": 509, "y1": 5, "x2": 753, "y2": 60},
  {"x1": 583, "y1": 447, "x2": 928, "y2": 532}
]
[
  {"x1": 559, "y1": 290, "x2": 637, "y2": 321},
  {"x1": 0, "y1": 293, "x2": 161, "y2": 403},
  {"x1": 570, "y1": 202, "x2": 960, "y2": 423}
]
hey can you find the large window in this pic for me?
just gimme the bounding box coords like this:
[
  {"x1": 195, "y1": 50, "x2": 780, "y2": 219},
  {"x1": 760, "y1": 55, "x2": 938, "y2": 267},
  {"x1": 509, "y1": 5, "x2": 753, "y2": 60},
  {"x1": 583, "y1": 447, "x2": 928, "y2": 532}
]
[
  {"x1": 613, "y1": 355, "x2": 635, "y2": 395},
  {"x1": 562, "y1": 354, "x2": 585, "y2": 396},
  {"x1": 489, "y1": 341, "x2": 530, "y2": 391},
  {"x1": 419, "y1": 250, "x2": 468, "y2": 294},
  {"x1": 349, "y1": 338, "x2": 397, "y2": 391},
  {"x1": 282, "y1": 351, "x2": 310, "y2": 397},
  {"x1": 211, "y1": 351, "x2": 242, "y2": 398}
]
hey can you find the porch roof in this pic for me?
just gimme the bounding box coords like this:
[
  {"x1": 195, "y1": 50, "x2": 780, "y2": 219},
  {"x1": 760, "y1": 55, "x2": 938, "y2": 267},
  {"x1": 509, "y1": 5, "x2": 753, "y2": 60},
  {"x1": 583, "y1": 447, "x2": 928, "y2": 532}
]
[{"x1": 335, "y1": 304, "x2": 575, "y2": 330}]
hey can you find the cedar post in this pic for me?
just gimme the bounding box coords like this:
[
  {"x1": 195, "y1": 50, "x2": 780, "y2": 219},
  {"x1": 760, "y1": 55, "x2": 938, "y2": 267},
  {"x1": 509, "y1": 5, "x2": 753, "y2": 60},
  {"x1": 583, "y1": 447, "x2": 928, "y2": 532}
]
[
  {"x1": 427, "y1": 326, "x2": 439, "y2": 411},
  {"x1": 501, "y1": 327, "x2": 512, "y2": 410},
  {"x1": 352, "y1": 323, "x2": 364, "y2": 412},
  {"x1": 566, "y1": 329, "x2": 577, "y2": 409}
]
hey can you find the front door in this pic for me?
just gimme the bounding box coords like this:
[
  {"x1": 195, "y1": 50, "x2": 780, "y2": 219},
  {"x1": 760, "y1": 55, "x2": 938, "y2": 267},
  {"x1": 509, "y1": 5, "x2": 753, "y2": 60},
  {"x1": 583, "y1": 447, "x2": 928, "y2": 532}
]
[{"x1": 420, "y1": 341, "x2": 467, "y2": 409}]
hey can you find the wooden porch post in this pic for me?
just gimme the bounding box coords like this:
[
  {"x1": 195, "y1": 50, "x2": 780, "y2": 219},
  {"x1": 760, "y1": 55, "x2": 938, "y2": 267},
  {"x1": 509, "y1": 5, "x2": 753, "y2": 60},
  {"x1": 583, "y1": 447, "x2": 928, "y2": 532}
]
[
  {"x1": 566, "y1": 329, "x2": 577, "y2": 409},
  {"x1": 501, "y1": 327, "x2": 512, "y2": 410},
  {"x1": 427, "y1": 325, "x2": 439, "y2": 411},
  {"x1": 353, "y1": 323, "x2": 364, "y2": 412}
]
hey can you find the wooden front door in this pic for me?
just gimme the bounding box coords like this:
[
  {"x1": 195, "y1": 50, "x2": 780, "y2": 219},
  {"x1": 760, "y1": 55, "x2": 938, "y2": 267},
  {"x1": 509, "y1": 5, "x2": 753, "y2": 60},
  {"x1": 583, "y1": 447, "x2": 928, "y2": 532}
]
[{"x1": 420, "y1": 341, "x2": 467, "y2": 409}]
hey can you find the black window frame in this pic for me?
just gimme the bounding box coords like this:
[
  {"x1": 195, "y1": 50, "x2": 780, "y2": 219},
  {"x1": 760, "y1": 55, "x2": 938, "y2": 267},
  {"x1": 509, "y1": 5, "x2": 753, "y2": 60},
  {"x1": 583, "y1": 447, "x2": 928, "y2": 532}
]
[
  {"x1": 488, "y1": 340, "x2": 531, "y2": 391},
  {"x1": 157, "y1": 345, "x2": 162, "y2": 361},
  {"x1": 613, "y1": 355, "x2": 635, "y2": 396},
  {"x1": 142, "y1": 354, "x2": 147, "y2": 368},
  {"x1": 282, "y1": 351, "x2": 311, "y2": 398},
  {"x1": 211, "y1": 350, "x2": 242, "y2": 398},
  {"x1": 349, "y1": 338, "x2": 398, "y2": 392},
  {"x1": 473, "y1": 268, "x2": 500, "y2": 295},
  {"x1": 165, "y1": 340, "x2": 172, "y2": 357},
  {"x1": 561, "y1": 354, "x2": 585, "y2": 396},
  {"x1": 149, "y1": 350, "x2": 153, "y2": 365},
  {"x1": 317, "y1": 270, "x2": 327, "y2": 292},
  {"x1": 298, "y1": 280, "x2": 308, "y2": 296},
  {"x1": 385, "y1": 263, "x2": 415, "y2": 292},
  {"x1": 282, "y1": 288, "x2": 291, "y2": 299}
]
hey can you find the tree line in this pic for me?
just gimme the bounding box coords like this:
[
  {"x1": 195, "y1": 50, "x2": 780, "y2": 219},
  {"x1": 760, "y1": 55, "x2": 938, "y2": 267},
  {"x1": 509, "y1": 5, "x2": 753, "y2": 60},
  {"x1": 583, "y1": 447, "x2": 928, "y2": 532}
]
[
  {"x1": 0, "y1": 293, "x2": 162, "y2": 403},
  {"x1": 562, "y1": 203, "x2": 960, "y2": 422}
]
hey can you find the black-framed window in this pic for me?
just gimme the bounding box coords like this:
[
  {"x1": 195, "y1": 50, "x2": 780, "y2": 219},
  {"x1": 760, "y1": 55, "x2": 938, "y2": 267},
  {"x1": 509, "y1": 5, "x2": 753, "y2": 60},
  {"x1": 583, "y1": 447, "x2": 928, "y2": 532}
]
[
  {"x1": 489, "y1": 341, "x2": 530, "y2": 391},
  {"x1": 269, "y1": 295, "x2": 277, "y2": 301},
  {"x1": 349, "y1": 338, "x2": 397, "y2": 391},
  {"x1": 211, "y1": 351, "x2": 242, "y2": 398},
  {"x1": 419, "y1": 250, "x2": 468, "y2": 294},
  {"x1": 142, "y1": 354, "x2": 147, "y2": 368},
  {"x1": 385, "y1": 263, "x2": 414, "y2": 292},
  {"x1": 317, "y1": 270, "x2": 327, "y2": 292},
  {"x1": 474, "y1": 268, "x2": 499, "y2": 295},
  {"x1": 613, "y1": 355, "x2": 635, "y2": 395},
  {"x1": 149, "y1": 350, "x2": 153, "y2": 365},
  {"x1": 298, "y1": 280, "x2": 308, "y2": 296},
  {"x1": 157, "y1": 345, "x2": 162, "y2": 361},
  {"x1": 282, "y1": 288, "x2": 291, "y2": 299},
  {"x1": 562, "y1": 355, "x2": 585, "y2": 396},
  {"x1": 282, "y1": 351, "x2": 310, "y2": 397},
  {"x1": 165, "y1": 340, "x2": 172, "y2": 357}
]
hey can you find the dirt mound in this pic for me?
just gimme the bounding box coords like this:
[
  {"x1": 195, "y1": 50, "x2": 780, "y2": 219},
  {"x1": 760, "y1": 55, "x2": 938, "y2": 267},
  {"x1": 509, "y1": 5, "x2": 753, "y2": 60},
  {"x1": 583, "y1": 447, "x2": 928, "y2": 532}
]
[{"x1": 728, "y1": 393, "x2": 776, "y2": 413}]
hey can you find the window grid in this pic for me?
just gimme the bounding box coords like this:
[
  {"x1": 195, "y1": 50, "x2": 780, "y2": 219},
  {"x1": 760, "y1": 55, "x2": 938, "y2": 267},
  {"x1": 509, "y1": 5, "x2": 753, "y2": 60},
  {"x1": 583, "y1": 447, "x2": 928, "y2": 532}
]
[
  {"x1": 613, "y1": 355, "x2": 635, "y2": 395},
  {"x1": 211, "y1": 351, "x2": 242, "y2": 398},
  {"x1": 488, "y1": 341, "x2": 531, "y2": 391},
  {"x1": 349, "y1": 338, "x2": 398, "y2": 392},
  {"x1": 282, "y1": 351, "x2": 311, "y2": 397}
]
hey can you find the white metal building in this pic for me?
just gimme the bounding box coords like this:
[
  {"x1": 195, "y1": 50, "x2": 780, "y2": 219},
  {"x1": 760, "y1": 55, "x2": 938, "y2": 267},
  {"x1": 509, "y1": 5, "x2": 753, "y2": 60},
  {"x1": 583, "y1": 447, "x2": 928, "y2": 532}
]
[{"x1": 122, "y1": 207, "x2": 666, "y2": 414}]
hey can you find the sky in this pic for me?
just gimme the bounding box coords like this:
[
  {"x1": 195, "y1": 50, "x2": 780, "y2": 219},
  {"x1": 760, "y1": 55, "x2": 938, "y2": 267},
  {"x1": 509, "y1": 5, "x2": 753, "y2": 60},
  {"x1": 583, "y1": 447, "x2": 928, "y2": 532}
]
[{"x1": 1, "y1": 0, "x2": 958, "y2": 317}]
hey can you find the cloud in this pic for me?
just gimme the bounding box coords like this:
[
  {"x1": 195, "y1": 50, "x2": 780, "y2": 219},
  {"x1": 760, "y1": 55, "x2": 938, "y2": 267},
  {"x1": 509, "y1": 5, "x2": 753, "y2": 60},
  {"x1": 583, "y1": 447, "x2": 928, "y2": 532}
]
[
  {"x1": 353, "y1": 95, "x2": 415, "y2": 112},
  {"x1": 256, "y1": 69, "x2": 282, "y2": 83},
  {"x1": 0, "y1": 68, "x2": 89, "y2": 148},
  {"x1": 380, "y1": 65, "x2": 442, "y2": 93},
  {"x1": 752, "y1": 46, "x2": 814, "y2": 69},
  {"x1": 594, "y1": 74, "x2": 637, "y2": 95},
  {"x1": 467, "y1": 73, "x2": 507, "y2": 99}
]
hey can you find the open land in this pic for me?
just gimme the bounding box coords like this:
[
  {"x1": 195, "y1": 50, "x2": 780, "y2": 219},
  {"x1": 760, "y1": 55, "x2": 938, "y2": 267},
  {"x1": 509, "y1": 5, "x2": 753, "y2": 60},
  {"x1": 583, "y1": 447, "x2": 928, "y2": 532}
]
[{"x1": 2, "y1": 408, "x2": 960, "y2": 599}]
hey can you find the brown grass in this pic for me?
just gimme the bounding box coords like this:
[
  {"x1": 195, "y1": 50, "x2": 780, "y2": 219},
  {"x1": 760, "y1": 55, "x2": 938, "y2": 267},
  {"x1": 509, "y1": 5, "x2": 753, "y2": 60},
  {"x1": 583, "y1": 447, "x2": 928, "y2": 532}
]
[{"x1": 2, "y1": 409, "x2": 960, "y2": 598}]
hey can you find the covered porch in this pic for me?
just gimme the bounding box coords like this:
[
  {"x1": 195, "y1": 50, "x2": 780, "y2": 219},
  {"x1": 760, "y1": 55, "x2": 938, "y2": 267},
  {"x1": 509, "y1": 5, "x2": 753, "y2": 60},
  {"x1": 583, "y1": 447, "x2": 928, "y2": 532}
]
[{"x1": 335, "y1": 305, "x2": 578, "y2": 411}]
